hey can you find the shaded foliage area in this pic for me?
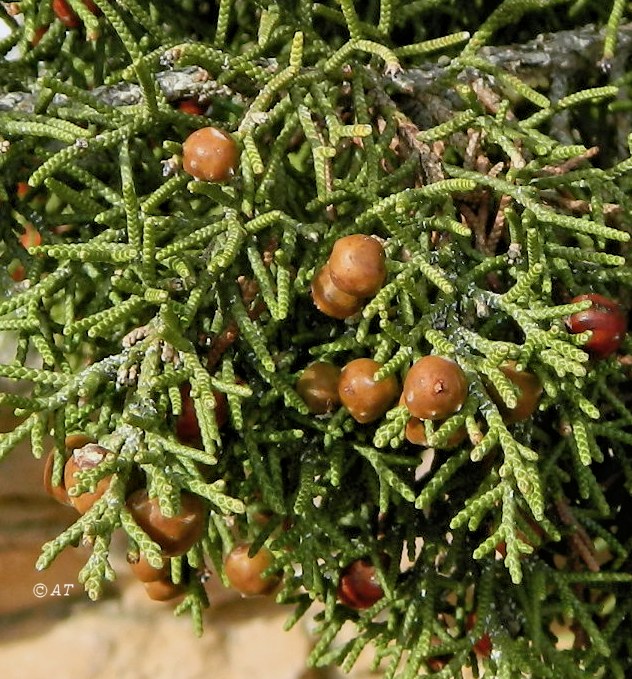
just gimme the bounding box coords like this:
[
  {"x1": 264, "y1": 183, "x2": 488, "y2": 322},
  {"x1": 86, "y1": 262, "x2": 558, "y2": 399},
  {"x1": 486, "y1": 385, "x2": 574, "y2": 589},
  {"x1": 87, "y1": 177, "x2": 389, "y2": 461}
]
[{"x1": 1, "y1": 1, "x2": 632, "y2": 676}]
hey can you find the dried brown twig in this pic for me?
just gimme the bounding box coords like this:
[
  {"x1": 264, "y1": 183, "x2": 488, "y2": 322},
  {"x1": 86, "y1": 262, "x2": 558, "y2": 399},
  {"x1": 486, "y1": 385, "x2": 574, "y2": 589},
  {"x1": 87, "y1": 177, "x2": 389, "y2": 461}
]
[{"x1": 555, "y1": 496, "x2": 600, "y2": 573}]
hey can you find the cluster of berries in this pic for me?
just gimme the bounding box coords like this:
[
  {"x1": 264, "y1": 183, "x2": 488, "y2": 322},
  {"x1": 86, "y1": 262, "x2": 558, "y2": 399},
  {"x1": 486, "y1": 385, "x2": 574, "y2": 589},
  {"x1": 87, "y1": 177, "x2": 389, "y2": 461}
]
[
  {"x1": 44, "y1": 434, "x2": 205, "y2": 600},
  {"x1": 297, "y1": 354, "x2": 468, "y2": 431},
  {"x1": 311, "y1": 234, "x2": 386, "y2": 319},
  {"x1": 44, "y1": 431, "x2": 281, "y2": 601},
  {"x1": 40, "y1": 108, "x2": 628, "y2": 617}
]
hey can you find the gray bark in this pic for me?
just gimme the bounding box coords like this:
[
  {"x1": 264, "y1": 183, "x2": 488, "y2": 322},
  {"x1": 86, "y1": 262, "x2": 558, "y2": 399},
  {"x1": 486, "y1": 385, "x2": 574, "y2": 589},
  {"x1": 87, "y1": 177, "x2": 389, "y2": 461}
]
[{"x1": 0, "y1": 23, "x2": 629, "y2": 113}]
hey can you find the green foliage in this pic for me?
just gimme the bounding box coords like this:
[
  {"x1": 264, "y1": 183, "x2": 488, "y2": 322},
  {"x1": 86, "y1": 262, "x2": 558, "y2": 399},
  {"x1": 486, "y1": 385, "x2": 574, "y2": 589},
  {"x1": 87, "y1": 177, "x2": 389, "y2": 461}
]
[{"x1": 1, "y1": 0, "x2": 632, "y2": 676}]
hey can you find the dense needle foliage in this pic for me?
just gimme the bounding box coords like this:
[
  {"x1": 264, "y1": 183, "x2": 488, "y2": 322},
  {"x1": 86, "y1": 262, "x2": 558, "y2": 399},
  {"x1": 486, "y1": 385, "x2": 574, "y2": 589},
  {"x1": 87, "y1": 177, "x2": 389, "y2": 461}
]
[{"x1": 1, "y1": 1, "x2": 632, "y2": 676}]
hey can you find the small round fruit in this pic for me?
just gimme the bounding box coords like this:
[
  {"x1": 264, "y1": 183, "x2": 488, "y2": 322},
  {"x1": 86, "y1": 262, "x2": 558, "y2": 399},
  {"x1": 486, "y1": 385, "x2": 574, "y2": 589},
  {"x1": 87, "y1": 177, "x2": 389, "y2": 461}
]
[
  {"x1": 473, "y1": 634, "x2": 492, "y2": 658},
  {"x1": 19, "y1": 223, "x2": 41, "y2": 248},
  {"x1": 31, "y1": 25, "x2": 49, "y2": 46},
  {"x1": 495, "y1": 541, "x2": 507, "y2": 558},
  {"x1": 126, "y1": 489, "x2": 206, "y2": 557},
  {"x1": 427, "y1": 657, "x2": 448, "y2": 672},
  {"x1": 64, "y1": 443, "x2": 112, "y2": 514},
  {"x1": 176, "y1": 383, "x2": 228, "y2": 446},
  {"x1": 403, "y1": 356, "x2": 468, "y2": 420},
  {"x1": 144, "y1": 578, "x2": 185, "y2": 602},
  {"x1": 404, "y1": 418, "x2": 467, "y2": 448},
  {"x1": 567, "y1": 293, "x2": 627, "y2": 358},
  {"x1": 182, "y1": 126, "x2": 239, "y2": 182},
  {"x1": 224, "y1": 544, "x2": 280, "y2": 596},
  {"x1": 337, "y1": 559, "x2": 384, "y2": 610},
  {"x1": 8, "y1": 260, "x2": 26, "y2": 282},
  {"x1": 329, "y1": 234, "x2": 386, "y2": 298},
  {"x1": 399, "y1": 393, "x2": 429, "y2": 445},
  {"x1": 43, "y1": 434, "x2": 95, "y2": 506},
  {"x1": 311, "y1": 263, "x2": 363, "y2": 320},
  {"x1": 178, "y1": 99, "x2": 204, "y2": 115},
  {"x1": 427, "y1": 636, "x2": 451, "y2": 671},
  {"x1": 52, "y1": 0, "x2": 80, "y2": 27},
  {"x1": 427, "y1": 655, "x2": 449, "y2": 671},
  {"x1": 296, "y1": 362, "x2": 341, "y2": 414},
  {"x1": 405, "y1": 416, "x2": 429, "y2": 446},
  {"x1": 466, "y1": 613, "x2": 492, "y2": 658},
  {"x1": 128, "y1": 553, "x2": 170, "y2": 583},
  {"x1": 52, "y1": 0, "x2": 99, "y2": 28},
  {"x1": 338, "y1": 358, "x2": 399, "y2": 424},
  {"x1": 16, "y1": 182, "x2": 30, "y2": 199},
  {"x1": 489, "y1": 362, "x2": 542, "y2": 424}
]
